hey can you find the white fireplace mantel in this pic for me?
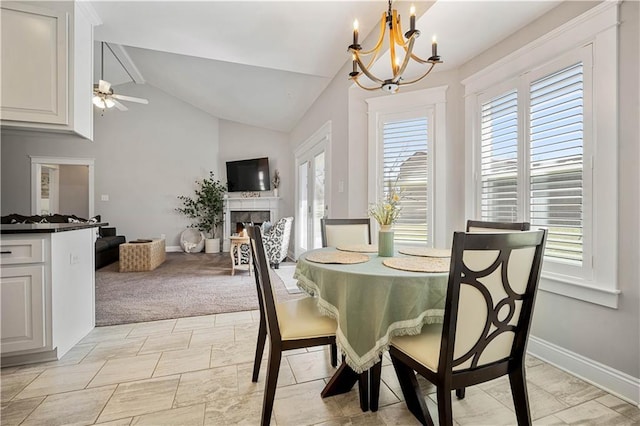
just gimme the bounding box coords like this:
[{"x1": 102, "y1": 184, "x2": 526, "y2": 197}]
[{"x1": 223, "y1": 196, "x2": 280, "y2": 252}]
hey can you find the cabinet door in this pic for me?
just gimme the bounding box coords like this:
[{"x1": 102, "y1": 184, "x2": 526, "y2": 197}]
[
  {"x1": 1, "y1": 265, "x2": 46, "y2": 353},
  {"x1": 0, "y1": 2, "x2": 68, "y2": 124}
]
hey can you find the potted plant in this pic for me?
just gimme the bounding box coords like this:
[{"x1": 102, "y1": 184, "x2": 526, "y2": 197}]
[{"x1": 177, "y1": 171, "x2": 226, "y2": 253}]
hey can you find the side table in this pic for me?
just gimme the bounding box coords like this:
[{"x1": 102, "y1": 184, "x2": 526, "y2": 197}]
[{"x1": 229, "y1": 236, "x2": 251, "y2": 275}]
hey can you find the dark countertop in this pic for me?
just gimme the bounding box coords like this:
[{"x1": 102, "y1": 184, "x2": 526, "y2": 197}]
[{"x1": 0, "y1": 222, "x2": 108, "y2": 234}]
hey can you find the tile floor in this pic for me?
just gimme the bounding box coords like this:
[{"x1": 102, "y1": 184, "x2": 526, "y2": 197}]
[{"x1": 2, "y1": 311, "x2": 639, "y2": 425}]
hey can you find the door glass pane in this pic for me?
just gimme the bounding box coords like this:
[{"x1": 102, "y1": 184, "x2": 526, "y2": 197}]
[
  {"x1": 298, "y1": 161, "x2": 309, "y2": 250},
  {"x1": 313, "y1": 152, "x2": 325, "y2": 249}
]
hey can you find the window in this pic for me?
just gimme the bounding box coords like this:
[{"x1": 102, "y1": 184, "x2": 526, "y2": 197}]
[
  {"x1": 480, "y1": 63, "x2": 586, "y2": 265},
  {"x1": 366, "y1": 86, "x2": 448, "y2": 248},
  {"x1": 529, "y1": 63, "x2": 585, "y2": 264},
  {"x1": 382, "y1": 116, "x2": 430, "y2": 244},
  {"x1": 464, "y1": 2, "x2": 618, "y2": 307}
]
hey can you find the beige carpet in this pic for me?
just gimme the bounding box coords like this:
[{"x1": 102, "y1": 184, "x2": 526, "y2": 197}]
[{"x1": 95, "y1": 252, "x2": 301, "y2": 326}]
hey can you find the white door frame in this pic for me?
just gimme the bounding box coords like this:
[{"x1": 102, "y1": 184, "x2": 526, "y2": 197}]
[
  {"x1": 30, "y1": 156, "x2": 95, "y2": 218},
  {"x1": 294, "y1": 121, "x2": 332, "y2": 259}
]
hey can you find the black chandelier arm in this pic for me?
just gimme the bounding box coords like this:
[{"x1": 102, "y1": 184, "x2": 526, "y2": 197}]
[{"x1": 397, "y1": 62, "x2": 436, "y2": 86}]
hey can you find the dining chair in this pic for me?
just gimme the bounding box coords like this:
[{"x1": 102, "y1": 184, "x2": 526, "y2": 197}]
[
  {"x1": 466, "y1": 219, "x2": 530, "y2": 232},
  {"x1": 389, "y1": 229, "x2": 547, "y2": 426},
  {"x1": 247, "y1": 225, "x2": 338, "y2": 426},
  {"x1": 320, "y1": 218, "x2": 371, "y2": 247},
  {"x1": 459, "y1": 219, "x2": 530, "y2": 399}
]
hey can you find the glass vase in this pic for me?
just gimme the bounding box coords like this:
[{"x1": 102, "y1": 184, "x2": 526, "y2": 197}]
[{"x1": 378, "y1": 225, "x2": 394, "y2": 257}]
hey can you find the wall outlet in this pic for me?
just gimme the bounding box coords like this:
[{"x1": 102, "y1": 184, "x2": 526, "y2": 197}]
[
  {"x1": 70, "y1": 253, "x2": 80, "y2": 265},
  {"x1": 160, "y1": 234, "x2": 166, "y2": 240},
  {"x1": 101, "y1": 194, "x2": 109, "y2": 201}
]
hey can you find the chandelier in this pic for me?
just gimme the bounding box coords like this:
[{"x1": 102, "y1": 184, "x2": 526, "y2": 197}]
[{"x1": 349, "y1": 1, "x2": 442, "y2": 93}]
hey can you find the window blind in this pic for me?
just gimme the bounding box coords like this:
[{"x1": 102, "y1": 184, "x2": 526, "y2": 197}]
[
  {"x1": 529, "y1": 63, "x2": 584, "y2": 263},
  {"x1": 479, "y1": 90, "x2": 519, "y2": 222},
  {"x1": 382, "y1": 117, "x2": 429, "y2": 244}
]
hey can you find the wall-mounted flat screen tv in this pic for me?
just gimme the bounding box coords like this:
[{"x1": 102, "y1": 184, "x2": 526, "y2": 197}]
[{"x1": 226, "y1": 157, "x2": 271, "y2": 192}]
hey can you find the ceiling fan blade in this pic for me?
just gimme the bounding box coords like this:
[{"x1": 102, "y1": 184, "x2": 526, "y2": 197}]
[
  {"x1": 98, "y1": 79, "x2": 111, "y2": 93},
  {"x1": 112, "y1": 99, "x2": 128, "y2": 111},
  {"x1": 111, "y1": 94, "x2": 149, "y2": 104}
]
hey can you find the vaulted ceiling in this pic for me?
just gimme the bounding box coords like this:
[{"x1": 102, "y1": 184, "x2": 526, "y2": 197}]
[{"x1": 90, "y1": 1, "x2": 560, "y2": 132}]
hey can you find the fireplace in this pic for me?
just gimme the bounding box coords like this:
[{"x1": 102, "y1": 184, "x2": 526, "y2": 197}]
[
  {"x1": 223, "y1": 196, "x2": 280, "y2": 252},
  {"x1": 230, "y1": 210, "x2": 271, "y2": 234}
]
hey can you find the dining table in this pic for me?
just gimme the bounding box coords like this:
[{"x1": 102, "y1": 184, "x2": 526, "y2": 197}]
[{"x1": 293, "y1": 246, "x2": 450, "y2": 411}]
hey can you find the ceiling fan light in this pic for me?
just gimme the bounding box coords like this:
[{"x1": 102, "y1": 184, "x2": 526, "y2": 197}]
[
  {"x1": 104, "y1": 98, "x2": 116, "y2": 108},
  {"x1": 92, "y1": 96, "x2": 105, "y2": 108}
]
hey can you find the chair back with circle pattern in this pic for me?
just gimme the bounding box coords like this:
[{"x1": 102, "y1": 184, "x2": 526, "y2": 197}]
[{"x1": 440, "y1": 230, "x2": 546, "y2": 374}]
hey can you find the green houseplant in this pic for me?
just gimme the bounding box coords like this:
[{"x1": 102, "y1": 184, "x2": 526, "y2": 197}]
[{"x1": 177, "y1": 171, "x2": 226, "y2": 252}]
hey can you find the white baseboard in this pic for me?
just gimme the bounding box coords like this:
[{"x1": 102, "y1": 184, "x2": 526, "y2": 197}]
[
  {"x1": 528, "y1": 335, "x2": 640, "y2": 406},
  {"x1": 166, "y1": 245, "x2": 182, "y2": 252}
]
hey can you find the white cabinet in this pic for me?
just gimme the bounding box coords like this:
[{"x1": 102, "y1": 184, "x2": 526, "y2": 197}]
[
  {"x1": 0, "y1": 229, "x2": 95, "y2": 365},
  {"x1": 0, "y1": 238, "x2": 48, "y2": 354},
  {"x1": 0, "y1": 1, "x2": 95, "y2": 140},
  {"x1": 0, "y1": 265, "x2": 46, "y2": 353}
]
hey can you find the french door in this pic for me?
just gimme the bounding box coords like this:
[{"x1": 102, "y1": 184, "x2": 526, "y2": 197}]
[{"x1": 295, "y1": 124, "x2": 330, "y2": 259}]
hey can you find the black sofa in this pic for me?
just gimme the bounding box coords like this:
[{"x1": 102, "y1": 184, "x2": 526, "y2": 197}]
[{"x1": 1, "y1": 213, "x2": 126, "y2": 269}]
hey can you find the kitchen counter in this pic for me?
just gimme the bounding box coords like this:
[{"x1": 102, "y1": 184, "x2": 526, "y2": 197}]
[{"x1": 0, "y1": 222, "x2": 107, "y2": 234}]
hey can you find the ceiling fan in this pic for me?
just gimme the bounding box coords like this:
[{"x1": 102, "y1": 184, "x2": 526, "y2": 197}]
[{"x1": 92, "y1": 41, "x2": 149, "y2": 111}]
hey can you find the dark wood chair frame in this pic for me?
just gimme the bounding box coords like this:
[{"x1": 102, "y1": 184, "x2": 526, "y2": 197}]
[
  {"x1": 466, "y1": 220, "x2": 530, "y2": 231},
  {"x1": 248, "y1": 225, "x2": 338, "y2": 426},
  {"x1": 320, "y1": 218, "x2": 372, "y2": 247},
  {"x1": 458, "y1": 219, "x2": 530, "y2": 400},
  {"x1": 389, "y1": 230, "x2": 547, "y2": 426}
]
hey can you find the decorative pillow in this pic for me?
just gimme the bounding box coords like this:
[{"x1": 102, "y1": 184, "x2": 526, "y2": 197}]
[{"x1": 261, "y1": 221, "x2": 273, "y2": 234}]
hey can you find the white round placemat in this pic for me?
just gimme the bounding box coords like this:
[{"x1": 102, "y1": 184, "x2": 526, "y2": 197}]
[
  {"x1": 383, "y1": 256, "x2": 450, "y2": 273},
  {"x1": 398, "y1": 247, "x2": 451, "y2": 258},
  {"x1": 336, "y1": 244, "x2": 378, "y2": 253},
  {"x1": 306, "y1": 251, "x2": 370, "y2": 264}
]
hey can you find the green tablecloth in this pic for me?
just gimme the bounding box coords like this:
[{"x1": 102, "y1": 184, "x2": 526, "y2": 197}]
[{"x1": 294, "y1": 247, "x2": 448, "y2": 373}]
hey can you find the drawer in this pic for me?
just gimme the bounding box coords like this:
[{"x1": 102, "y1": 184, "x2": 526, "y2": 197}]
[{"x1": 0, "y1": 239, "x2": 45, "y2": 265}]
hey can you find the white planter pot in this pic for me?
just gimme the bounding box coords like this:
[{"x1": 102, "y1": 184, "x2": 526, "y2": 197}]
[{"x1": 205, "y1": 238, "x2": 220, "y2": 253}]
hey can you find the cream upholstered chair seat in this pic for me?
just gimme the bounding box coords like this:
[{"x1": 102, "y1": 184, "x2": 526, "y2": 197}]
[
  {"x1": 391, "y1": 325, "x2": 442, "y2": 372},
  {"x1": 276, "y1": 298, "x2": 337, "y2": 340}
]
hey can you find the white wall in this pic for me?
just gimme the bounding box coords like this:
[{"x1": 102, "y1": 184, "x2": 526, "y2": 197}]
[
  {"x1": 291, "y1": 0, "x2": 639, "y2": 392},
  {"x1": 219, "y1": 119, "x2": 293, "y2": 220},
  {"x1": 1, "y1": 82, "x2": 220, "y2": 248}
]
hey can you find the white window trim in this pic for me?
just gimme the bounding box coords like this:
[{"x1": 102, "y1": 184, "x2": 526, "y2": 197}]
[
  {"x1": 367, "y1": 86, "x2": 448, "y2": 248},
  {"x1": 463, "y1": 2, "x2": 619, "y2": 308}
]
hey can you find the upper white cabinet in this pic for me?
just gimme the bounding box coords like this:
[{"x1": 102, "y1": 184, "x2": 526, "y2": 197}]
[{"x1": 0, "y1": 1, "x2": 95, "y2": 140}]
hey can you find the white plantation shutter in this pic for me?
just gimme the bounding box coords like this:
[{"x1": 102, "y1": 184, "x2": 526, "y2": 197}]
[
  {"x1": 529, "y1": 63, "x2": 584, "y2": 263},
  {"x1": 480, "y1": 90, "x2": 519, "y2": 222},
  {"x1": 383, "y1": 117, "x2": 429, "y2": 244}
]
